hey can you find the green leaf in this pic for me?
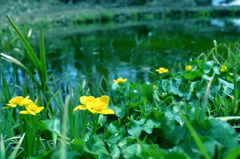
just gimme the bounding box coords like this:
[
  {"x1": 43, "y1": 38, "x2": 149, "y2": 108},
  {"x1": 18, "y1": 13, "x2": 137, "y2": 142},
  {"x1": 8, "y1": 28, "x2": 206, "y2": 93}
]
[
  {"x1": 38, "y1": 116, "x2": 61, "y2": 135},
  {"x1": 224, "y1": 146, "x2": 240, "y2": 159},
  {"x1": 190, "y1": 118, "x2": 238, "y2": 158},
  {"x1": 197, "y1": 60, "x2": 205, "y2": 69},
  {"x1": 109, "y1": 144, "x2": 121, "y2": 159},
  {"x1": 71, "y1": 136, "x2": 109, "y2": 158},
  {"x1": 123, "y1": 143, "x2": 142, "y2": 159},
  {"x1": 152, "y1": 110, "x2": 164, "y2": 120},
  {"x1": 140, "y1": 84, "x2": 153, "y2": 99},
  {"x1": 143, "y1": 118, "x2": 160, "y2": 134},
  {"x1": 142, "y1": 144, "x2": 166, "y2": 159},
  {"x1": 183, "y1": 70, "x2": 203, "y2": 80},
  {"x1": 7, "y1": 16, "x2": 41, "y2": 71},
  {"x1": 196, "y1": 119, "x2": 238, "y2": 152},
  {"x1": 107, "y1": 122, "x2": 118, "y2": 134},
  {"x1": 164, "y1": 150, "x2": 190, "y2": 159},
  {"x1": 179, "y1": 135, "x2": 217, "y2": 159},
  {"x1": 28, "y1": 149, "x2": 54, "y2": 159},
  {"x1": 127, "y1": 118, "x2": 144, "y2": 137},
  {"x1": 109, "y1": 105, "x2": 122, "y2": 118},
  {"x1": 161, "y1": 107, "x2": 186, "y2": 145},
  {"x1": 71, "y1": 139, "x2": 85, "y2": 154}
]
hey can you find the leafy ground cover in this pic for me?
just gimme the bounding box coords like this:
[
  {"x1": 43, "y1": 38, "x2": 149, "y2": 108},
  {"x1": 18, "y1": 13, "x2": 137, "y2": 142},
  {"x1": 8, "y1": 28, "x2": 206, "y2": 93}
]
[{"x1": 0, "y1": 17, "x2": 240, "y2": 159}]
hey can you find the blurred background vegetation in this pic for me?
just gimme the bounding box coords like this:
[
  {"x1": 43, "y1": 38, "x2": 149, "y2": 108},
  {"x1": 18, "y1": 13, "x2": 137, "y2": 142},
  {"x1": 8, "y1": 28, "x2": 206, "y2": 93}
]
[
  {"x1": 0, "y1": 0, "x2": 238, "y2": 10},
  {"x1": 1, "y1": 0, "x2": 240, "y2": 83}
]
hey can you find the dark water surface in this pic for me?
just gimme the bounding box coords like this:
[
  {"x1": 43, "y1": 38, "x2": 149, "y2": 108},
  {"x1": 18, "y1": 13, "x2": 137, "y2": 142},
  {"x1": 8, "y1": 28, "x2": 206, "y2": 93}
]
[{"x1": 27, "y1": 18, "x2": 240, "y2": 84}]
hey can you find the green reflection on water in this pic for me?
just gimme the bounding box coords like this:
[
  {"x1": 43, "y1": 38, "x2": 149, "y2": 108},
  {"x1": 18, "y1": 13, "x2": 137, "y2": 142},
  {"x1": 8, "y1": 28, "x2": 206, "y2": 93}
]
[{"x1": 45, "y1": 19, "x2": 240, "y2": 83}]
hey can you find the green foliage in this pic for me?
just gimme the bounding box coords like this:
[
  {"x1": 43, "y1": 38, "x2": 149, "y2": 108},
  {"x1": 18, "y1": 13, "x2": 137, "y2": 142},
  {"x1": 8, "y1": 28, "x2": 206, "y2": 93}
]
[{"x1": 0, "y1": 18, "x2": 239, "y2": 159}]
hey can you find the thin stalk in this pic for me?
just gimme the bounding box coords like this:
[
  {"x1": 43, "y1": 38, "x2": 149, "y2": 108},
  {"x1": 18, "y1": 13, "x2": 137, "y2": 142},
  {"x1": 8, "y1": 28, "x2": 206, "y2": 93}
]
[
  {"x1": 90, "y1": 113, "x2": 99, "y2": 134},
  {"x1": 199, "y1": 76, "x2": 214, "y2": 121},
  {"x1": 0, "y1": 134, "x2": 5, "y2": 159},
  {"x1": 233, "y1": 68, "x2": 239, "y2": 115},
  {"x1": 60, "y1": 95, "x2": 70, "y2": 159}
]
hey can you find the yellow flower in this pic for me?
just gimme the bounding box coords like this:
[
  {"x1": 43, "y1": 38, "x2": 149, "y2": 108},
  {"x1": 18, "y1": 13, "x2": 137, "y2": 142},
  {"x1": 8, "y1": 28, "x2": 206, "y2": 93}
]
[
  {"x1": 156, "y1": 67, "x2": 169, "y2": 74},
  {"x1": 113, "y1": 77, "x2": 127, "y2": 84},
  {"x1": 220, "y1": 65, "x2": 227, "y2": 72},
  {"x1": 86, "y1": 95, "x2": 114, "y2": 114},
  {"x1": 4, "y1": 96, "x2": 31, "y2": 109},
  {"x1": 19, "y1": 102, "x2": 44, "y2": 115},
  {"x1": 185, "y1": 65, "x2": 193, "y2": 72},
  {"x1": 73, "y1": 96, "x2": 96, "y2": 111}
]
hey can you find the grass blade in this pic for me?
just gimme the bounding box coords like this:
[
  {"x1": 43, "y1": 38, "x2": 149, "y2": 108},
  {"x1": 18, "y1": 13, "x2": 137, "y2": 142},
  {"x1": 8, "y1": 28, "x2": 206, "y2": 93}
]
[
  {"x1": 39, "y1": 22, "x2": 48, "y2": 83},
  {"x1": 60, "y1": 95, "x2": 70, "y2": 159},
  {"x1": 0, "y1": 53, "x2": 41, "y2": 88},
  {"x1": 6, "y1": 16, "x2": 41, "y2": 71},
  {"x1": 233, "y1": 69, "x2": 239, "y2": 115},
  {"x1": 0, "y1": 134, "x2": 6, "y2": 159},
  {"x1": 199, "y1": 76, "x2": 214, "y2": 121},
  {"x1": 9, "y1": 133, "x2": 25, "y2": 159},
  {"x1": 179, "y1": 109, "x2": 210, "y2": 159},
  {"x1": 216, "y1": 116, "x2": 240, "y2": 121}
]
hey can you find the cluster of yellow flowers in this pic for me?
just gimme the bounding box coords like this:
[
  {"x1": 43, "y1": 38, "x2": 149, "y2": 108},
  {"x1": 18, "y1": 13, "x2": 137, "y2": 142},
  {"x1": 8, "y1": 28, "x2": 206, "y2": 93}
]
[
  {"x1": 156, "y1": 64, "x2": 228, "y2": 74},
  {"x1": 73, "y1": 95, "x2": 114, "y2": 115},
  {"x1": 4, "y1": 64, "x2": 227, "y2": 116},
  {"x1": 4, "y1": 96, "x2": 44, "y2": 115}
]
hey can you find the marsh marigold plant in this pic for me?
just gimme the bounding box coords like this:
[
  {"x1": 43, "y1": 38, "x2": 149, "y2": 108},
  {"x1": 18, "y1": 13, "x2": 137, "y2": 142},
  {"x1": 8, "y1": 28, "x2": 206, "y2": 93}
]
[
  {"x1": 220, "y1": 65, "x2": 227, "y2": 72},
  {"x1": 113, "y1": 77, "x2": 127, "y2": 84},
  {"x1": 19, "y1": 101, "x2": 44, "y2": 115},
  {"x1": 4, "y1": 96, "x2": 44, "y2": 115},
  {"x1": 4, "y1": 96, "x2": 31, "y2": 108},
  {"x1": 156, "y1": 67, "x2": 169, "y2": 74},
  {"x1": 73, "y1": 95, "x2": 114, "y2": 115},
  {"x1": 73, "y1": 96, "x2": 96, "y2": 111},
  {"x1": 185, "y1": 65, "x2": 193, "y2": 72}
]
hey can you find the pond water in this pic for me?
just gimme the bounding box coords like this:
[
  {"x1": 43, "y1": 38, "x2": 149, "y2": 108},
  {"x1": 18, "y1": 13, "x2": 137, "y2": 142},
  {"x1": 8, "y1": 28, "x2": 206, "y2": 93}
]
[
  {"x1": 2, "y1": 18, "x2": 240, "y2": 88},
  {"x1": 41, "y1": 18, "x2": 240, "y2": 85}
]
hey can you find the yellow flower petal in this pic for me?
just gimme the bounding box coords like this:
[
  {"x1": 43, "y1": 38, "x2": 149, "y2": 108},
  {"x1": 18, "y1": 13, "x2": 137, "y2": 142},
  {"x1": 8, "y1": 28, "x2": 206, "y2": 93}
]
[
  {"x1": 19, "y1": 110, "x2": 30, "y2": 114},
  {"x1": 86, "y1": 102, "x2": 95, "y2": 110},
  {"x1": 113, "y1": 77, "x2": 127, "y2": 84},
  {"x1": 98, "y1": 95, "x2": 109, "y2": 109},
  {"x1": 88, "y1": 108, "x2": 99, "y2": 114},
  {"x1": 73, "y1": 106, "x2": 80, "y2": 111},
  {"x1": 19, "y1": 96, "x2": 31, "y2": 106},
  {"x1": 6, "y1": 104, "x2": 17, "y2": 107},
  {"x1": 73, "y1": 105, "x2": 87, "y2": 111},
  {"x1": 34, "y1": 107, "x2": 44, "y2": 113},
  {"x1": 99, "y1": 109, "x2": 115, "y2": 115},
  {"x1": 79, "y1": 105, "x2": 87, "y2": 110},
  {"x1": 220, "y1": 65, "x2": 227, "y2": 72},
  {"x1": 80, "y1": 96, "x2": 95, "y2": 105},
  {"x1": 87, "y1": 102, "x2": 105, "y2": 112},
  {"x1": 156, "y1": 67, "x2": 169, "y2": 74},
  {"x1": 9, "y1": 96, "x2": 23, "y2": 104},
  {"x1": 28, "y1": 110, "x2": 37, "y2": 115},
  {"x1": 185, "y1": 65, "x2": 193, "y2": 72},
  {"x1": 25, "y1": 101, "x2": 35, "y2": 107}
]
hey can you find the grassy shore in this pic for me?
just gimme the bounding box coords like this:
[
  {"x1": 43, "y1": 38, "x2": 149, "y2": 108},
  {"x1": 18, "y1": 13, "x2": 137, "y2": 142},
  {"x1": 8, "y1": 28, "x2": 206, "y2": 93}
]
[{"x1": 0, "y1": 16, "x2": 240, "y2": 158}]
